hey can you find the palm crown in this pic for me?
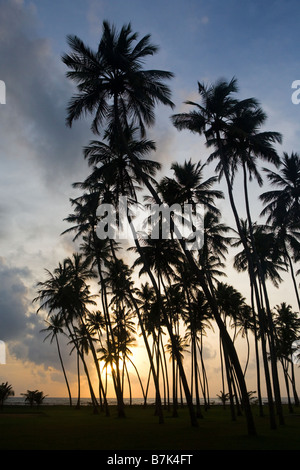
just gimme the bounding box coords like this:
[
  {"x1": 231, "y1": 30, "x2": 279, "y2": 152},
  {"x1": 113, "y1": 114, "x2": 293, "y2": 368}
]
[{"x1": 62, "y1": 21, "x2": 174, "y2": 136}]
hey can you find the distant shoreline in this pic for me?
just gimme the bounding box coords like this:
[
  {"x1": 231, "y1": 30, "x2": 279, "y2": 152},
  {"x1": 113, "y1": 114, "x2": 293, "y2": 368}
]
[{"x1": 5, "y1": 396, "x2": 292, "y2": 406}]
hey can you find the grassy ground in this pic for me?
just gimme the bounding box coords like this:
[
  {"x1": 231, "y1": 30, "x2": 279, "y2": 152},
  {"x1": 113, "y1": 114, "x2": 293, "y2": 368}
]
[{"x1": 0, "y1": 403, "x2": 299, "y2": 451}]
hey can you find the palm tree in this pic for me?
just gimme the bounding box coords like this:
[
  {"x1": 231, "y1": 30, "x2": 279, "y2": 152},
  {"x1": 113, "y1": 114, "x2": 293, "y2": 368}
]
[
  {"x1": 83, "y1": 125, "x2": 159, "y2": 204},
  {"x1": 157, "y1": 158, "x2": 223, "y2": 214},
  {"x1": 67, "y1": 127, "x2": 171, "y2": 420},
  {"x1": 21, "y1": 390, "x2": 47, "y2": 407},
  {"x1": 40, "y1": 313, "x2": 73, "y2": 406},
  {"x1": 260, "y1": 152, "x2": 300, "y2": 309},
  {"x1": 217, "y1": 390, "x2": 230, "y2": 409},
  {"x1": 33, "y1": 255, "x2": 107, "y2": 414},
  {"x1": 260, "y1": 152, "x2": 300, "y2": 226},
  {"x1": 232, "y1": 222, "x2": 286, "y2": 288},
  {"x1": 171, "y1": 77, "x2": 282, "y2": 429},
  {"x1": 106, "y1": 256, "x2": 165, "y2": 421},
  {"x1": 0, "y1": 382, "x2": 14, "y2": 409},
  {"x1": 198, "y1": 211, "x2": 232, "y2": 284},
  {"x1": 273, "y1": 302, "x2": 300, "y2": 409},
  {"x1": 62, "y1": 20, "x2": 174, "y2": 138},
  {"x1": 234, "y1": 304, "x2": 253, "y2": 377}
]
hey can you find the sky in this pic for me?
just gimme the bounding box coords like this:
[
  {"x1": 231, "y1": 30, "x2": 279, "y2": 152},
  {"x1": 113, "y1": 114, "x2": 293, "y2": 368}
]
[{"x1": 0, "y1": 0, "x2": 300, "y2": 400}]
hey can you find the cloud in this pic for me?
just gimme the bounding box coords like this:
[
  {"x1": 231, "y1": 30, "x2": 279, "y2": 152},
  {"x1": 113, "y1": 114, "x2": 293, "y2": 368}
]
[
  {"x1": 0, "y1": 257, "x2": 33, "y2": 341},
  {"x1": 0, "y1": 0, "x2": 89, "y2": 187},
  {"x1": 0, "y1": 255, "x2": 76, "y2": 375},
  {"x1": 0, "y1": 0, "x2": 91, "y2": 280}
]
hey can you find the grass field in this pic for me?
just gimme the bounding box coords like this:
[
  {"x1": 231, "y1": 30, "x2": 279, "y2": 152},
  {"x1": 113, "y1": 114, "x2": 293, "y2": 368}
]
[{"x1": 0, "y1": 404, "x2": 299, "y2": 452}]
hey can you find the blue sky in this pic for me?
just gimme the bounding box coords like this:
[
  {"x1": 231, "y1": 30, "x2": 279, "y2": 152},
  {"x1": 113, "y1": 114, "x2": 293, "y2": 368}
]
[{"x1": 0, "y1": 0, "x2": 299, "y2": 398}]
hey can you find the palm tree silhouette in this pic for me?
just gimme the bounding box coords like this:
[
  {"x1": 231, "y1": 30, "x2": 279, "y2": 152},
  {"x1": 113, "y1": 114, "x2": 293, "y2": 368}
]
[
  {"x1": 62, "y1": 20, "x2": 174, "y2": 137},
  {"x1": 273, "y1": 302, "x2": 300, "y2": 410},
  {"x1": 34, "y1": 255, "x2": 108, "y2": 414},
  {"x1": 0, "y1": 382, "x2": 14, "y2": 409},
  {"x1": 260, "y1": 152, "x2": 300, "y2": 309},
  {"x1": 62, "y1": 25, "x2": 258, "y2": 432},
  {"x1": 157, "y1": 158, "x2": 223, "y2": 214},
  {"x1": 171, "y1": 77, "x2": 283, "y2": 430}
]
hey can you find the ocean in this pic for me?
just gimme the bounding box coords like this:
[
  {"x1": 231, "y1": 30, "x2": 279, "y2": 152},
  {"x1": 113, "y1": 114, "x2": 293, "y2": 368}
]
[
  {"x1": 4, "y1": 396, "x2": 292, "y2": 406},
  {"x1": 4, "y1": 396, "x2": 154, "y2": 406}
]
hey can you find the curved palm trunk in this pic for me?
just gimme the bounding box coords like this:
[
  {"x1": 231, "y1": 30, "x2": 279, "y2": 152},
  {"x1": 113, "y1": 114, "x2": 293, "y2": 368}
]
[
  {"x1": 128, "y1": 290, "x2": 164, "y2": 424},
  {"x1": 127, "y1": 356, "x2": 147, "y2": 403},
  {"x1": 68, "y1": 321, "x2": 99, "y2": 413},
  {"x1": 291, "y1": 360, "x2": 300, "y2": 406},
  {"x1": 160, "y1": 336, "x2": 170, "y2": 410},
  {"x1": 284, "y1": 247, "x2": 300, "y2": 310},
  {"x1": 222, "y1": 339, "x2": 236, "y2": 422},
  {"x1": 281, "y1": 358, "x2": 293, "y2": 413},
  {"x1": 208, "y1": 138, "x2": 274, "y2": 430},
  {"x1": 197, "y1": 339, "x2": 210, "y2": 409},
  {"x1": 55, "y1": 334, "x2": 72, "y2": 407},
  {"x1": 91, "y1": 229, "x2": 125, "y2": 418},
  {"x1": 76, "y1": 302, "x2": 109, "y2": 415},
  {"x1": 193, "y1": 337, "x2": 203, "y2": 417},
  {"x1": 76, "y1": 350, "x2": 81, "y2": 409},
  {"x1": 250, "y1": 283, "x2": 264, "y2": 416}
]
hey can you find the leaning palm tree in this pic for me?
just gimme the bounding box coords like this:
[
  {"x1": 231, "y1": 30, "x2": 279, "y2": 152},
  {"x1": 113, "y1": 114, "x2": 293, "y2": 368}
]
[{"x1": 40, "y1": 314, "x2": 73, "y2": 406}]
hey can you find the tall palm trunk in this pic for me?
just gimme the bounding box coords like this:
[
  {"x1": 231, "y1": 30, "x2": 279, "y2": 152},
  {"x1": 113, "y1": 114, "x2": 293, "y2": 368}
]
[
  {"x1": 68, "y1": 321, "x2": 99, "y2": 413},
  {"x1": 210, "y1": 133, "x2": 276, "y2": 430},
  {"x1": 242, "y1": 160, "x2": 284, "y2": 425},
  {"x1": 91, "y1": 229, "x2": 125, "y2": 418},
  {"x1": 55, "y1": 334, "x2": 72, "y2": 407},
  {"x1": 128, "y1": 289, "x2": 164, "y2": 424},
  {"x1": 284, "y1": 247, "x2": 300, "y2": 310}
]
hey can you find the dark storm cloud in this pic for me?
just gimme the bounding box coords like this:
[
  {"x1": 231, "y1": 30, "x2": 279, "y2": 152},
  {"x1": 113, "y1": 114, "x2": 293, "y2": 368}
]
[
  {"x1": 0, "y1": 257, "x2": 32, "y2": 341},
  {"x1": 0, "y1": 256, "x2": 72, "y2": 370}
]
